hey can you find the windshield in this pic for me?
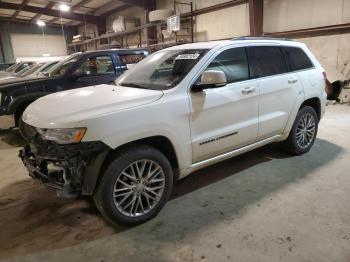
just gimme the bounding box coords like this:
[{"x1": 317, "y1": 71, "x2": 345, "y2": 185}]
[
  {"x1": 117, "y1": 49, "x2": 209, "y2": 90},
  {"x1": 5, "y1": 63, "x2": 18, "y2": 72},
  {"x1": 40, "y1": 61, "x2": 58, "y2": 73},
  {"x1": 48, "y1": 54, "x2": 80, "y2": 77},
  {"x1": 17, "y1": 64, "x2": 43, "y2": 77},
  {"x1": 14, "y1": 64, "x2": 36, "y2": 76}
]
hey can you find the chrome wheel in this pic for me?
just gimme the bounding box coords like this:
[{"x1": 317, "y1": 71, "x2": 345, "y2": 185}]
[
  {"x1": 296, "y1": 112, "x2": 316, "y2": 149},
  {"x1": 113, "y1": 160, "x2": 165, "y2": 217}
]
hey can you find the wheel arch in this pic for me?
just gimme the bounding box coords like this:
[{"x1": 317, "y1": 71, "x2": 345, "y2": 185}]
[
  {"x1": 82, "y1": 135, "x2": 180, "y2": 196},
  {"x1": 300, "y1": 97, "x2": 321, "y2": 121},
  {"x1": 107, "y1": 135, "x2": 179, "y2": 170},
  {"x1": 282, "y1": 95, "x2": 321, "y2": 138}
]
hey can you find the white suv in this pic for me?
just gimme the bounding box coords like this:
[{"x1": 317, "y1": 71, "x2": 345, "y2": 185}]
[{"x1": 20, "y1": 38, "x2": 327, "y2": 225}]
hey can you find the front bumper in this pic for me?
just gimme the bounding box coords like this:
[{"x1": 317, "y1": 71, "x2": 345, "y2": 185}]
[{"x1": 19, "y1": 137, "x2": 109, "y2": 197}]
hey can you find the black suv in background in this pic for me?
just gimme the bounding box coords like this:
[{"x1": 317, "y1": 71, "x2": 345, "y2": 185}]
[{"x1": 0, "y1": 48, "x2": 149, "y2": 129}]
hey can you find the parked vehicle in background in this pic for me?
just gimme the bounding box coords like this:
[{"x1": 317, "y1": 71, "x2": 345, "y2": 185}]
[
  {"x1": 0, "y1": 61, "x2": 34, "y2": 78},
  {"x1": 0, "y1": 63, "x2": 15, "y2": 71},
  {"x1": 17, "y1": 60, "x2": 59, "y2": 78},
  {"x1": 0, "y1": 48, "x2": 149, "y2": 133},
  {"x1": 0, "y1": 61, "x2": 58, "y2": 83},
  {"x1": 19, "y1": 38, "x2": 326, "y2": 225}
]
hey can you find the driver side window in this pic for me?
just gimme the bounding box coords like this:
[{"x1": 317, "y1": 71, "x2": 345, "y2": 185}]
[
  {"x1": 74, "y1": 56, "x2": 115, "y2": 77},
  {"x1": 206, "y1": 47, "x2": 249, "y2": 83}
]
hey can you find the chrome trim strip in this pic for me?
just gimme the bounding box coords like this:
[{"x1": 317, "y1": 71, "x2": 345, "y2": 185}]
[{"x1": 180, "y1": 135, "x2": 281, "y2": 178}]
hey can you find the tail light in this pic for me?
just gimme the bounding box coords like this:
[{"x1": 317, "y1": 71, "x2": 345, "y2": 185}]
[{"x1": 322, "y1": 71, "x2": 327, "y2": 83}]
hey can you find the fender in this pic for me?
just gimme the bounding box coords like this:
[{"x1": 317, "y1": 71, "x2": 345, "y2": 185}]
[
  {"x1": 281, "y1": 90, "x2": 305, "y2": 138},
  {"x1": 81, "y1": 150, "x2": 110, "y2": 195}
]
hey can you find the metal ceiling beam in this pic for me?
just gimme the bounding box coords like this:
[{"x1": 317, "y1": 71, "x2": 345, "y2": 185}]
[
  {"x1": 0, "y1": 16, "x2": 76, "y2": 29},
  {"x1": 116, "y1": 0, "x2": 144, "y2": 7},
  {"x1": 264, "y1": 23, "x2": 350, "y2": 39},
  {"x1": 0, "y1": 2, "x2": 98, "y2": 23},
  {"x1": 98, "y1": 3, "x2": 131, "y2": 17},
  {"x1": 91, "y1": 1, "x2": 125, "y2": 16},
  {"x1": 50, "y1": 0, "x2": 94, "y2": 24},
  {"x1": 181, "y1": 0, "x2": 248, "y2": 18},
  {"x1": 11, "y1": 0, "x2": 29, "y2": 19},
  {"x1": 30, "y1": 1, "x2": 56, "y2": 22}
]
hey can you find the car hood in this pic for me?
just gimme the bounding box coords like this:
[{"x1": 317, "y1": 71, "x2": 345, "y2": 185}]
[
  {"x1": 0, "y1": 71, "x2": 11, "y2": 77},
  {"x1": 23, "y1": 84, "x2": 164, "y2": 128},
  {"x1": 0, "y1": 76, "x2": 48, "y2": 91}
]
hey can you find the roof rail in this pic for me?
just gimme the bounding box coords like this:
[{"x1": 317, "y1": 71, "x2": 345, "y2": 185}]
[{"x1": 232, "y1": 36, "x2": 293, "y2": 41}]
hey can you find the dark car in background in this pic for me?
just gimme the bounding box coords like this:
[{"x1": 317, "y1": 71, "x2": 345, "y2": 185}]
[
  {"x1": 0, "y1": 48, "x2": 149, "y2": 133},
  {"x1": 0, "y1": 60, "x2": 60, "y2": 84}
]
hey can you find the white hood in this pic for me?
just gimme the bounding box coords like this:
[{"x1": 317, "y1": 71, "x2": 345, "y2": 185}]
[{"x1": 23, "y1": 84, "x2": 163, "y2": 128}]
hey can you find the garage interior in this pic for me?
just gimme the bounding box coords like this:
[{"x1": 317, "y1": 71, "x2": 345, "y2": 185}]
[{"x1": 0, "y1": 0, "x2": 350, "y2": 261}]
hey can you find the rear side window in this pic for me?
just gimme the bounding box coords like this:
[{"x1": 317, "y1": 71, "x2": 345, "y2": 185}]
[
  {"x1": 247, "y1": 46, "x2": 286, "y2": 78},
  {"x1": 118, "y1": 53, "x2": 146, "y2": 68},
  {"x1": 281, "y1": 46, "x2": 314, "y2": 71},
  {"x1": 206, "y1": 47, "x2": 249, "y2": 83}
]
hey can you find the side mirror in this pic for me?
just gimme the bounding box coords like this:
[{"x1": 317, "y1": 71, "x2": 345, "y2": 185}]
[
  {"x1": 192, "y1": 70, "x2": 227, "y2": 92},
  {"x1": 42, "y1": 71, "x2": 51, "y2": 77}
]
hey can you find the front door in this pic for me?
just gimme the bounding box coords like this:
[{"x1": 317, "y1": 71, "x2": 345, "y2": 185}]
[{"x1": 190, "y1": 47, "x2": 259, "y2": 163}]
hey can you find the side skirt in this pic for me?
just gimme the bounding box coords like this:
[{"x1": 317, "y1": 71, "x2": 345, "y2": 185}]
[{"x1": 179, "y1": 135, "x2": 282, "y2": 179}]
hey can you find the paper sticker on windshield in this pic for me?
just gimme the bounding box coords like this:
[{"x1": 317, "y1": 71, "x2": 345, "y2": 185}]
[
  {"x1": 126, "y1": 64, "x2": 135, "y2": 69},
  {"x1": 175, "y1": 54, "x2": 200, "y2": 60}
]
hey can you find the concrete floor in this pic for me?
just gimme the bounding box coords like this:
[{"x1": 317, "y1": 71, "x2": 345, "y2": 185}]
[{"x1": 0, "y1": 104, "x2": 349, "y2": 262}]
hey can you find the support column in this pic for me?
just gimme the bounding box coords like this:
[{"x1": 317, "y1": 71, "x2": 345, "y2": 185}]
[{"x1": 249, "y1": 0, "x2": 263, "y2": 36}]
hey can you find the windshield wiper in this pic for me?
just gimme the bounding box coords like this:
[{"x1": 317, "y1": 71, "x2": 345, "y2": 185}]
[{"x1": 119, "y1": 82, "x2": 147, "y2": 89}]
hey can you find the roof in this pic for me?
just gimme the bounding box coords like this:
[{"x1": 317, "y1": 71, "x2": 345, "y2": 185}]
[
  {"x1": 165, "y1": 40, "x2": 232, "y2": 50},
  {"x1": 82, "y1": 48, "x2": 148, "y2": 55},
  {"x1": 164, "y1": 38, "x2": 305, "y2": 51}
]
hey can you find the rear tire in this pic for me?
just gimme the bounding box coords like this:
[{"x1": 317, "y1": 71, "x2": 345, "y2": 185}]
[
  {"x1": 94, "y1": 145, "x2": 173, "y2": 226},
  {"x1": 283, "y1": 106, "x2": 318, "y2": 155}
]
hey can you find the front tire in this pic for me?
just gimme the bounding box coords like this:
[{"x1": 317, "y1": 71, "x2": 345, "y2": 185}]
[
  {"x1": 94, "y1": 145, "x2": 173, "y2": 226},
  {"x1": 283, "y1": 106, "x2": 318, "y2": 155}
]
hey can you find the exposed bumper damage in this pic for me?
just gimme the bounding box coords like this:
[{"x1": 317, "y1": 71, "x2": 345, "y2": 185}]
[{"x1": 19, "y1": 137, "x2": 110, "y2": 198}]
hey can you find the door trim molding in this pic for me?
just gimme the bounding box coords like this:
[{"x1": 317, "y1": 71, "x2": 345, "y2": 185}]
[{"x1": 180, "y1": 135, "x2": 281, "y2": 178}]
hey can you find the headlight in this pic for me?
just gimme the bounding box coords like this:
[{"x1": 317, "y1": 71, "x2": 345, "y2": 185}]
[{"x1": 36, "y1": 127, "x2": 86, "y2": 144}]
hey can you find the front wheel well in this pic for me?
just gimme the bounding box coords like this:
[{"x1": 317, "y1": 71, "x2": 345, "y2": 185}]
[
  {"x1": 300, "y1": 97, "x2": 321, "y2": 121},
  {"x1": 14, "y1": 101, "x2": 32, "y2": 126},
  {"x1": 94, "y1": 136, "x2": 179, "y2": 191},
  {"x1": 105, "y1": 136, "x2": 179, "y2": 170}
]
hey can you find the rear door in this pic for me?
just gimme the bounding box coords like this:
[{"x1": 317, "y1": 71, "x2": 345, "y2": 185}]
[{"x1": 247, "y1": 45, "x2": 303, "y2": 140}]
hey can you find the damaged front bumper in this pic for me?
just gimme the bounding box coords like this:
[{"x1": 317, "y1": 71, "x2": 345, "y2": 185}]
[{"x1": 19, "y1": 138, "x2": 110, "y2": 198}]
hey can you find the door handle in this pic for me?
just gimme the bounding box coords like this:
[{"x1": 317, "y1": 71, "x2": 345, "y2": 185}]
[
  {"x1": 241, "y1": 86, "x2": 256, "y2": 94},
  {"x1": 288, "y1": 78, "x2": 298, "y2": 84}
]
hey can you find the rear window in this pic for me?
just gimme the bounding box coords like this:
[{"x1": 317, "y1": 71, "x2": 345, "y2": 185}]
[
  {"x1": 118, "y1": 54, "x2": 146, "y2": 67},
  {"x1": 247, "y1": 46, "x2": 286, "y2": 78},
  {"x1": 281, "y1": 46, "x2": 314, "y2": 71}
]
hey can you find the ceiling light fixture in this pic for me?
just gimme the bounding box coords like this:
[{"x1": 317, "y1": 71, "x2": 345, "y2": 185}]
[
  {"x1": 37, "y1": 20, "x2": 45, "y2": 27},
  {"x1": 59, "y1": 4, "x2": 70, "y2": 12}
]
